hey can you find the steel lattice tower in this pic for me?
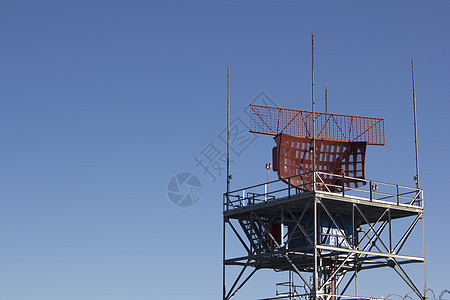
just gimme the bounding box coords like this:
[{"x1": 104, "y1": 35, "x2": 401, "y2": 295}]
[{"x1": 222, "y1": 105, "x2": 426, "y2": 300}]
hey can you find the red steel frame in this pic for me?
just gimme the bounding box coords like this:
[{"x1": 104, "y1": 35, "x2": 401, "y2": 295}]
[{"x1": 250, "y1": 104, "x2": 385, "y2": 146}]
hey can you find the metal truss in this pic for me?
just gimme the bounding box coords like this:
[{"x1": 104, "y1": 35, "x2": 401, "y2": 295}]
[{"x1": 223, "y1": 173, "x2": 426, "y2": 300}]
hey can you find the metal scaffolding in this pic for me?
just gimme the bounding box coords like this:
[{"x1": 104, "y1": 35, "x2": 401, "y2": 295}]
[{"x1": 223, "y1": 171, "x2": 425, "y2": 300}]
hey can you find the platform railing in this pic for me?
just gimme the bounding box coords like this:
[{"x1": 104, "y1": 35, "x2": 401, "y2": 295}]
[
  {"x1": 276, "y1": 281, "x2": 304, "y2": 298},
  {"x1": 224, "y1": 171, "x2": 423, "y2": 211}
]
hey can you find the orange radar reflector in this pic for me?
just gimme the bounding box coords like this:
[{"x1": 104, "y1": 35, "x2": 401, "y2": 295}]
[
  {"x1": 250, "y1": 104, "x2": 385, "y2": 145},
  {"x1": 273, "y1": 133, "x2": 367, "y2": 191}
]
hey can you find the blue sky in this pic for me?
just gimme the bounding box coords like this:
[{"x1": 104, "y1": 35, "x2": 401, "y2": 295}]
[{"x1": 1, "y1": 1, "x2": 449, "y2": 299}]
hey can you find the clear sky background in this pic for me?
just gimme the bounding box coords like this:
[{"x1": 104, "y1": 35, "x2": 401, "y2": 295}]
[{"x1": 1, "y1": 1, "x2": 449, "y2": 299}]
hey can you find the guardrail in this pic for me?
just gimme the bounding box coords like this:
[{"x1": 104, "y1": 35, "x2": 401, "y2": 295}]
[
  {"x1": 276, "y1": 281, "x2": 304, "y2": 298},
  {"x1": 224, "y1": 171, "x2": 423, "y2": 211}
]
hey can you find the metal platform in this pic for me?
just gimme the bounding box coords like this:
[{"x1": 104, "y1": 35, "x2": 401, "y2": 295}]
[{"x1": 225, "y1": 190, "x2": 422, "y2": 224}]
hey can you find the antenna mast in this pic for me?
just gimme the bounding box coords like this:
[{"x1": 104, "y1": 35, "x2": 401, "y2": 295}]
[
  {"x1": 227, "y1": 66, "x2": 231, "y2": 193},
  {"x1": 223, "y1": 66, "x2": 231, "y2": 300},
  {"x1": 412, "y1": 58, "x2": 427, "y2": 299},
  {"x1": 411, "y1": 59, "x2": 420, "y2": 189},
  {"x1": 312, "y1": 32, "x2": 316, "y2": 172},
  {"x1": 325, "y1": 82, "x2": 328, "y2": 114}
]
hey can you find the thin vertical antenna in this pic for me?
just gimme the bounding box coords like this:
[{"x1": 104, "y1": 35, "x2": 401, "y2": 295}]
[
  {"x1": 312, "y1": 32, "x2": 318, "y2": 299},
  {"x1": 411, "y1": 59, "x2": 420, "y2": 189},
  {"x1": 227, "y1": 66, "x2": 231, "y2": 193},
  {"x1": 312, "y1": 32, "x2": 316, "y2": 173},
  {"x1": 223, "y1": 65, "x2": 230, "y2": 300},
  {"x1": 325, "y1": 82, "x2": 328, "y2": 114},
  {"x1": 412, "y1": 59, "x2": 427, "y2": 298}
]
